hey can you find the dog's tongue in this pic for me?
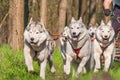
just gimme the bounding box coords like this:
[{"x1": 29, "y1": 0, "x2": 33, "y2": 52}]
[
  {"x1": 103, "y1": 39, "x2": 108, "y2": 43},
  {"x1": 72, "y1": 36, "x2": 78, "y2": 41}
]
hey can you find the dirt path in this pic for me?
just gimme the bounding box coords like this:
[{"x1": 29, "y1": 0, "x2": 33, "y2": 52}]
[{"x1": 92, "y1": 72, "x2": 114, "y2": 80}]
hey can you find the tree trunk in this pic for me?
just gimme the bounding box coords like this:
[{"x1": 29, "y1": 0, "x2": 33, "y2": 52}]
[
  {"x1": 33, "y1": 0, "x2": 39, "y2": 20},
  {"x1": 66, "y1": 0, "x2": 72, "y2": 25},
  {"x1": 40, "y1": 0, "x2": 47, "y2": 26},
  {"x1": 8, "y1": 0, "x2": 24, "y2": 50},
  {"x1": 58, "y1": 0, "x2": 67, "y2": 34},
  {"x1": 96, "y1": 0, "x2": 103, "y2": 24},
  {"x1": 89, "y1": 0, "x2": 97, "y2": 25},
  {"x1": 73, "y1": 0, "x2": 79, "y2": 19},
  {"x1": 80, "y1": 0, "x2": 88, "y2": 24}
]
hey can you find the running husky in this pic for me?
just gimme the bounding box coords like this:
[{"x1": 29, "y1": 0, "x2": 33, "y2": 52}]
[
  {"x1": 59, "y1": 26, "x2": 70, "y2": 72},
  {"x1": 94, "y1": 20, "x2": 115, "y2": 72},
  {"x1": 88, "y1": 23, "x2": 98, "y2": 69},
  {"x1": 88, "y1": 23, "x2": 98, "y2": 41},
  {"x1": 64, "y1": 17, "x2": 91, "y2": 77},
  {"x1": 24, "y1": 18, "x2": 56, "y2": 79}
]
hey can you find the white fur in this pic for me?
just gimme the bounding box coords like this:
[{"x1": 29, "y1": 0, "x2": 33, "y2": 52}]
[
  {"x1": 24, "y1": 19, "x2": 56, "y2": 79},
  {"x1": 94, "y1": 20, "x2": 115, "y2": 72},
  {"x1": 63, "y1": 17, "x2": 91, "y2": 77}
]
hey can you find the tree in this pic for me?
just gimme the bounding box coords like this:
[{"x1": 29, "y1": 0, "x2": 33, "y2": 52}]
[
  {"x1": 80, "y1": 0, "x2": 89, "y2": 25},
  {"x1": 89, "y1": 0, "x2": 97, "y2": 25},
  {"x1": 40, "y1": 0, "x2": 47, "y2": 26},
  {"x1": 73, "y1": 0, "x2": 79, "y2": 19},
  {"x1": 8, "y1": 0, "x2": 24, "y2": 50},
  {"x1": 58, "y1": 0, "x2": 67, "y2": 34},
  {"x1": 66, "y1": 0, "x2": 72, "y2": 25}
]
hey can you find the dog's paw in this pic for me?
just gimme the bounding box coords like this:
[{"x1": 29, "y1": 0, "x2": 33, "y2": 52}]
[
  {"x1": 94, "y1": 68, "x2": 99, "y2": 73},
  {"x1": 28, "y1": 70, "x2": 34, "y2": 73},
  {"x1": 65, "y1": 69, "x2": 70, "y2": 75},
  {"x1": 51, "y1": 67, "x2": 56, "y2": 73},
  {"x1": 76, "y1": 72, "x2": 79, "y2": 78},
  {"x1": 103, "y1": 68, "x2": 109, "y2": 72},
  {"x1": 82, "y1": 68, "x2": 86, "y2": 74}
]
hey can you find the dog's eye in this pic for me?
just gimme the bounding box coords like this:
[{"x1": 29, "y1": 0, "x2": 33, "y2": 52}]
[
  {"x1": 36, "y1": 32, "x2": 39, "y2": 34},
  {"x1": 77, "y1": 27, "x2": 80, "y2": 29},
  {"x1": 108, "y1": 31, "x2": 110, "y2": 33},
  {"x1": 30, "y1": 31, "x2": 32, "y2": 33},
  {"x1": 40, "y1": 31, "x2": 43, "y2": 33},
  {"x1": 70, "y1": 27, "x2": 73, "y2": 29}
]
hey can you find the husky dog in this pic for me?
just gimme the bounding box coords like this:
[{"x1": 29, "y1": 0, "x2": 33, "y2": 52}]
[
  {"x1": 59, "y1": 26, "x2": 70, "y2": 72},
  {"x1": 88, "y1": 24, "x2": 98, "y2": 69},
  {"x1": 24, "y1": 18, "x2": 56, "y2": 79},
  {"x1": 64, "y1": 17, "x2": 91, "y2": 77},
  {"x1": 94, "y1": 20, "x2": 115, "y2": 72},
  {"x1": 88, "y1": 23, "x2": 98, "y2": 41}
]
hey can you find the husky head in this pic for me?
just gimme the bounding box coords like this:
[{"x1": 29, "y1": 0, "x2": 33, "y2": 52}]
[
  {"x1": 61, "y1": 26, "x2": 70, "y2": 40},
  {"x1": 96, "y1": 20, "x2": 115, "y2": 44},
  {"x1": 24, "y1": 18, "x2": 48, "y2": 46},
  {"x1": 88, "y1": 23, "x2": 98, "y2": 38},
  {"x1": 68, "y1": 17, "x2": 87, "y2": 41}
]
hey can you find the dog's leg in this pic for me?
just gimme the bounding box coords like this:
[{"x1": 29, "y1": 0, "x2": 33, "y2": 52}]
[
  {"x1": 104, "y1": 55, "x2": 111, "y2": 72},
  {"x1": 63, "y1": 59, "x2": 66, "y2": 73},
  {"x1": 65, "y1": 54, "x2": 72, "y2": 75},
  {"x1": 82, "y1": 67, "x2": 86, "y2": 74},
  {"x1": 48, "y1": 54, "x2": 56, "y2": 73},
  {"x1": 60, "y1": 45, "x2": 66, "y2": 73},
  {"x1": 76, "y1": 56, "x2": 89, "y2": 77},
  {"x1": 24, "y1": 45, "x2": 34, "y2": 73},
  {"x1": 40, "y1": 59, "x2": 47, "y2": 79},
  {"x1": 103, "y1": 46, "x2": 113, "y2": 72},
  {"x1": 94, "y1": 53, "x2": 101, "y2": 72}
]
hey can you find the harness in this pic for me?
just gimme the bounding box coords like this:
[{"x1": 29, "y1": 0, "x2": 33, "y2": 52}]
[
  {"x1": 96, "y1": 36, "x2": 114, "y2": 62},
  {"x1": 67, "y1": 34, "x2": 88, "y2": 59}
]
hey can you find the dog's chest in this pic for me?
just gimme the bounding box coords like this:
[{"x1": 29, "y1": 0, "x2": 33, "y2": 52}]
[
  {"x1": 71, "y1": 40, "x2": 85, "y2": 49},
  {"x1": 34, "y1": 48, "x2": 49, "y2": 61}
]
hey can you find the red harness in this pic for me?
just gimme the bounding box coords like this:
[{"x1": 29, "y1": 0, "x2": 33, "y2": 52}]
[
  {"x1": 100, "y1": 45, "x2": 106, "y2": 51},
  {"x1": 74, "y1": 48, "x2": 81, "y2": 58},
  {"x1": 117, "y1": 27, "x2": 120, "y2": 31}
]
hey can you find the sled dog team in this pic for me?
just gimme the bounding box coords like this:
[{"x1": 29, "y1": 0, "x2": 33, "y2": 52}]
[{"x1": 24, "y1": 17, "x2": 115, "y2": 79}]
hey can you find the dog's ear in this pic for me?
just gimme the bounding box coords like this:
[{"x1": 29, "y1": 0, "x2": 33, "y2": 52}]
[
  {"x1": 40, "y1": 19, "x2": 46, "y2": 31},
  {"x1": 100, "y1": 20, "x2": 105, "y2": 25},
  {"x1": 89, "y1": 23, "x2": 93, "y2": 27},
  {"x1": 29, "y1": 17, "x2": 33, "y2": 23},
  {"x1": 64, "y1": 26, "x2": 68, "y2": 30},
  {"x1": 78, "y1": 17, "x2": 82, "y2": 22},
  {"x1": 95, "y1": 23, "x2": 98, "y2": 26},
  {"x1": 26, "y1": 17, "x2": 33, "y2": 31},
  {"x1": 40, "y1": 19, "x2": 45, "y2": 27},
  {"x1": 71, "y1": 17, "x2": 76, "y2": 23},
  {"x1": 107, "y1": 20, "x2": 111, "y2": 26}
]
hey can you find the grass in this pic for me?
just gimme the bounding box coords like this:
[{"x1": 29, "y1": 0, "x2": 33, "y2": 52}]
[{"x1": 0, "y1": 44, "x2": 120, "y2": 80}]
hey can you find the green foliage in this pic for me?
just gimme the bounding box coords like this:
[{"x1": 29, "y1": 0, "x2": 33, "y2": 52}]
[{"x1": 0, "y1": 45, "x2": 120, "y2": 80}]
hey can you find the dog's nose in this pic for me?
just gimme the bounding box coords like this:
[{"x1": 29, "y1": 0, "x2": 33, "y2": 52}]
[
  {"x1": 104, "y1": 35, "x2": 108, "y2": 38},
  {"x1": 91, "y1": 32, "x2": 94, "y2": 36},
  {"x1": 73, "y1": 32, "x2": 76, "y2": 35},
  {"x1": 30, "y1": 37, "x2": 34, "y2": 41}
]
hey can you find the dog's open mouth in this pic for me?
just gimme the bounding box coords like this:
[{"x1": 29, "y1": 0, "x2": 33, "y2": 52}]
[
  {"x1": 30, "y1": 41, "x2": 37, "y2": 45},
  {"x1": 72, "y1": 36, "x2": 79, "y2": 41},
  {"x1": 102, "y1": 38, "x2": 109, "y2": 43}
]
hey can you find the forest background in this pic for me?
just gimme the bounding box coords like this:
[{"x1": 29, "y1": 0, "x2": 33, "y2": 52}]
[{"x1": 0, "y1": 0, "x2": 109, "y2": 50}]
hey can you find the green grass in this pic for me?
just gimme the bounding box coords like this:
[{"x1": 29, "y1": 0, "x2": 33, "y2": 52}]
[{"x1": 0, "y1": 44, "x2": 120, "y2": 80}]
